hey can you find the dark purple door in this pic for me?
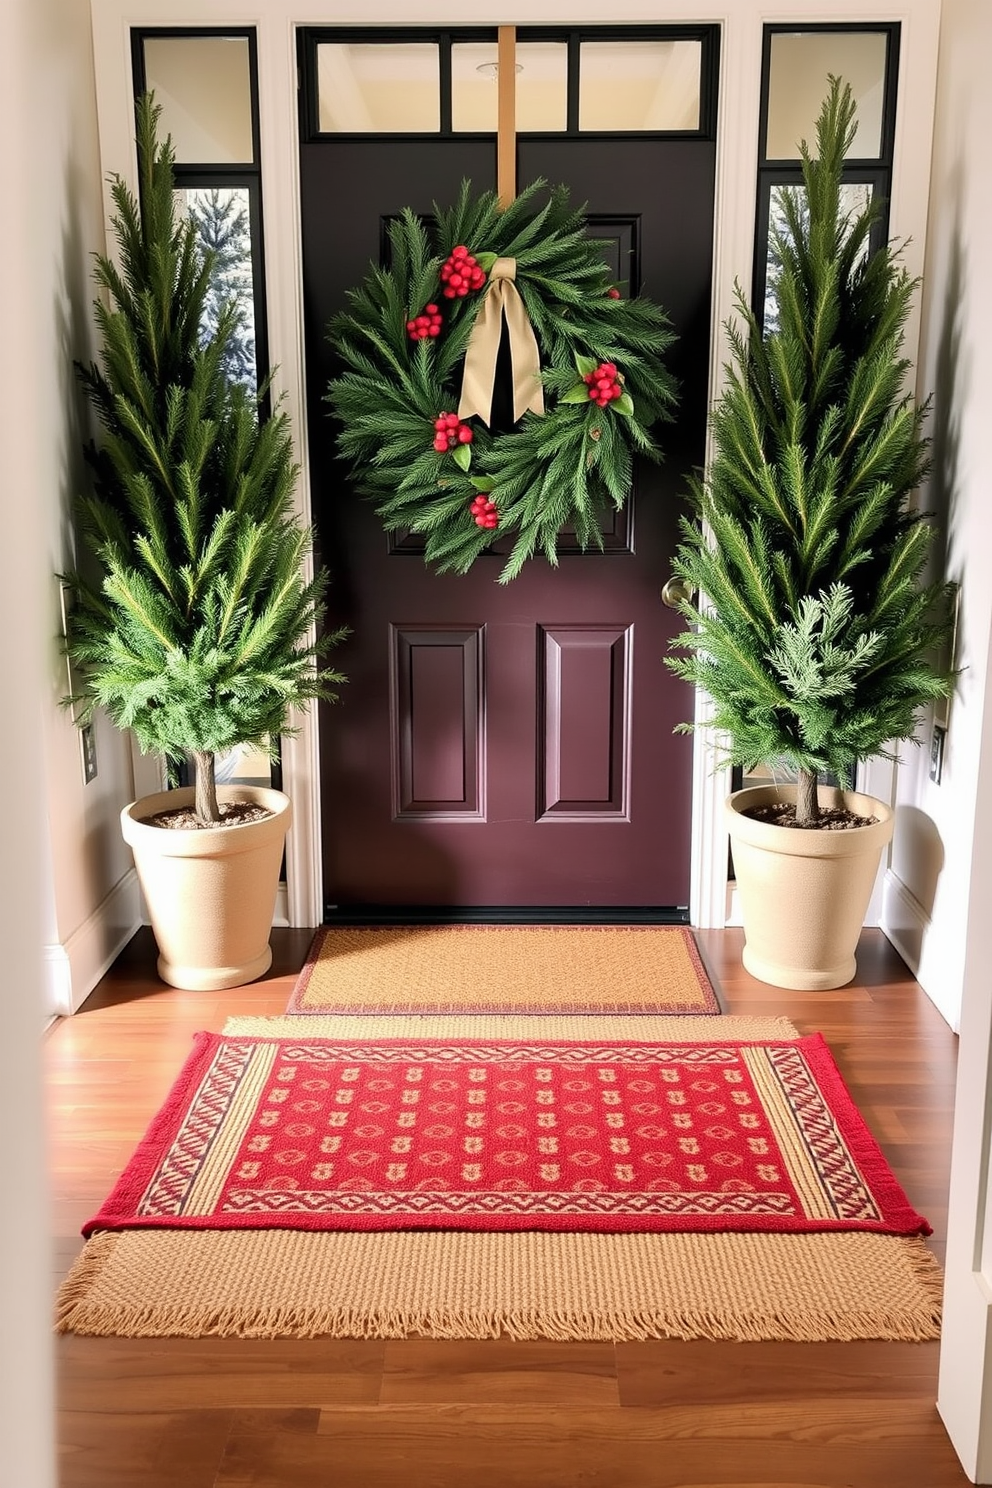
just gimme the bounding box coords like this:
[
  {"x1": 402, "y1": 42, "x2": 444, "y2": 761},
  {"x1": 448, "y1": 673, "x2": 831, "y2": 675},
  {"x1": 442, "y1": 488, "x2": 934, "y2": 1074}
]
[{"x1": 300, "y1": 127, "x2": 714, "y2": 913}]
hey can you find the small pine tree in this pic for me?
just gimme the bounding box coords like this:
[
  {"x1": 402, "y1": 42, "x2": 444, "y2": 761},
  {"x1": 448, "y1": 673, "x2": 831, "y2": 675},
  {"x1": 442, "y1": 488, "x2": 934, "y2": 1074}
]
[
  {"x1": 63, "y1": 94, "x2": 345, "y2": 827},
  {"x1": 667, "y1": 78, "x2": 952, "y2": 827}
]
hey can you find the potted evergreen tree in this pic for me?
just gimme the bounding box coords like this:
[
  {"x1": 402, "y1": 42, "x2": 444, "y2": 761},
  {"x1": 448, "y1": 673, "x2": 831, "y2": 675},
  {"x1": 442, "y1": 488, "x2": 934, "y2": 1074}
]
[
  {"x1": 62, "y1": 95, "x2": 345, "y2": 991},
  {"x1": 667, "y1": 78, "x2": 952, "y2": 990}
]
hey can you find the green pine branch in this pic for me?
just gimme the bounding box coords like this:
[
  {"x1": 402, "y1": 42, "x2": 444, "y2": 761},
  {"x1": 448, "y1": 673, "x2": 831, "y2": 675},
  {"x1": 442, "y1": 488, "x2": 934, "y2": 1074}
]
[
  {"x1": 667, "y1": 77, "x2": 953, "y2": 816},
  {"x1": 61, "y1": 93, "x2": 346, "y2": 824}
]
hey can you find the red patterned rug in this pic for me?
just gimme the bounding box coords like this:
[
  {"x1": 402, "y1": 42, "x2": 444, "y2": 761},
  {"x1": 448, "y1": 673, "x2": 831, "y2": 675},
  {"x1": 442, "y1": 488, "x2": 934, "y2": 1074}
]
[{"x1": 84, "y1": 1031, "x2": 929, "y2": 1238}]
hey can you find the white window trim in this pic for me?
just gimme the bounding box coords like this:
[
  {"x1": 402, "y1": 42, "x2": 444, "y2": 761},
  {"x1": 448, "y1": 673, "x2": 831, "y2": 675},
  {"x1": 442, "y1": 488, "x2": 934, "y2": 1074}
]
[{"x1": 89, "y1": 0, "x2": 940, "y2": 931}]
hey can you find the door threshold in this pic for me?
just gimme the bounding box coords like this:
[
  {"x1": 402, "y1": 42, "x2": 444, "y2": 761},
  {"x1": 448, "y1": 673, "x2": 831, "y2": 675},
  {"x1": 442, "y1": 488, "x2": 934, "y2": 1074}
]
[{"x1": 323, "y1": 905, "x2": 690, "y2": 926}]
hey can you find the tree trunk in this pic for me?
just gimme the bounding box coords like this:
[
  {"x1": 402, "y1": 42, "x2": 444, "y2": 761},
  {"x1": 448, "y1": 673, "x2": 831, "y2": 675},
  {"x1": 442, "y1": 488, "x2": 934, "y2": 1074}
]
[
  {"x1": 192, "y1": 750, "x2": 220, "y2": 828},
  {"x1": 795, "y1": 768, "x2": 820, "y2": 828}
]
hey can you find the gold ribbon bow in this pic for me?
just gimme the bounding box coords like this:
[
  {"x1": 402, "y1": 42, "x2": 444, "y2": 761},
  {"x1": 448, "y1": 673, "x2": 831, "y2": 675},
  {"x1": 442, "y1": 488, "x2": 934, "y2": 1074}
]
[{"x1": 457, "y1": 258, "x2": 545, "y2": 427}]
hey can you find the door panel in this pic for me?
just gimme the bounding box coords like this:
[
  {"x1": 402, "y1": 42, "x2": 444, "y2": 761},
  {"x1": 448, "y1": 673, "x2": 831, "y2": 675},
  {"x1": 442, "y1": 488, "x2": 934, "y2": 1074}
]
[
  {"x1": 540, "y1": 626, "x2": 631, "y2": 819},
  {"x1": 301, "y1": 127, "x2": 714, "y2": 913},
  {"x1": 391, "y1": 627, "x2": 484, "y2": 819}
]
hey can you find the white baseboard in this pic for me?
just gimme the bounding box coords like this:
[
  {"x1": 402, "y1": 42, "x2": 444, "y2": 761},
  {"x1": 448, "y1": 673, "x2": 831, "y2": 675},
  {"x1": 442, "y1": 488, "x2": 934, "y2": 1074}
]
[
  {"x1": 45, "y1": 873, "x2": 294, "y2": 1016},
  {"x1": 44, "y1": 868, "x2": 143, "y2": 1016},
  {"x1": 879, "y1": 867, "x2": 929, "y2": 978}
]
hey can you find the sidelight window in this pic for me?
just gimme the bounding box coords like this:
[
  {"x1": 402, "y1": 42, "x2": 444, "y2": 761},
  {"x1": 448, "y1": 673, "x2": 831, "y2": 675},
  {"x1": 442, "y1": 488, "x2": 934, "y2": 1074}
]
[
  {"x1": 132, "y1": 29, "x2": 267, "y2": 394},
  {"x1": 753, "y1": 24, "x2": 899, "y2": 325},
  {"x1": 737, "y1": 24, "x2": 899, "y2": 803},
  {"x1": 140, "y1": 34, "x2": 254, "y2": 163},
  {"x1": 131, "y1": 28, "x2": 279, "y2": 795}
]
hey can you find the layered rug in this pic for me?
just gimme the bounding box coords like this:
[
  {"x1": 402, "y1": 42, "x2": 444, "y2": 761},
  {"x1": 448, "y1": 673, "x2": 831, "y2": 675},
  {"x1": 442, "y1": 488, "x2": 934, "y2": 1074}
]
[
  {"x1": 81, "y1": 1026, "x2": 929, "y2": 1238},
  {"x1": 285, "y1": 924, "x2": 721, "y2": 1016},
  {"x1": 57, "y1": 1015, "x2": 942, "y2": 1343}
]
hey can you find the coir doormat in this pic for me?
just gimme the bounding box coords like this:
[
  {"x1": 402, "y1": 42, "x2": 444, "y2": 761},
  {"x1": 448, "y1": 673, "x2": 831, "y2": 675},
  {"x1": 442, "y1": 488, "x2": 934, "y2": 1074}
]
[
  {"x1": 285, "y1": 925, "x2": 721, "y2": 1016},
  {"x1": 81, "y1": 1029, "x2": 930, "y2": 1238}
]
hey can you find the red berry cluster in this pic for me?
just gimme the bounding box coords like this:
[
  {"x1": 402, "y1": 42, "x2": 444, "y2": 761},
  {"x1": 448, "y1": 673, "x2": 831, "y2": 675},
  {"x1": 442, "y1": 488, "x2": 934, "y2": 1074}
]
[
  {"x1": 440, "y1": 245, "x2": 486, "y2": 299},
  {"x1": 406, "y1": 303, "x2": 442, "y2": 340},
  {"x1": 433, "y1": 412, "x2": 473, "y2": 453},
  {"x1": 470, "y1": 494, "x2": 499, "y2": 529},
  {"x1": 607, "y1": 287, "x2": 621, "y2": 299},
  {"x1": 584, "y1": 361, "x2": 624, "y2": 407}
]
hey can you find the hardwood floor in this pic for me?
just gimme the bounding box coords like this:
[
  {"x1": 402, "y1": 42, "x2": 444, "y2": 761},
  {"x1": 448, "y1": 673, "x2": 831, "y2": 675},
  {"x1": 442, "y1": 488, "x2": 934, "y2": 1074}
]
[{"x1": 47, "y1": 926, "x2": 969, "y2": 1487}]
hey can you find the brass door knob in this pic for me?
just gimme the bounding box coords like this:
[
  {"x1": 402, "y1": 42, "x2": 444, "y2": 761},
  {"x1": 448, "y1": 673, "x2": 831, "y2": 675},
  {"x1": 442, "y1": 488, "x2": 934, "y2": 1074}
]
[{"x1": 661, "y1": 576, "x2": 694, "y2": 608}]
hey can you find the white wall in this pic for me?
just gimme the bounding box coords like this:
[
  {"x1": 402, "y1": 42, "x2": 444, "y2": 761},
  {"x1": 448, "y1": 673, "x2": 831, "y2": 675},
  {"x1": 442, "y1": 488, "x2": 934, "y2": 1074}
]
[
  {"x1": 897, "y1": 0, "x2": 992, "y2": 1479},
  {"x1": 883, "y1": 0, "x2": 992, "y2": 1035},
  {"x1": 37, "y1": 0, "x2": 143, "y2": 1016},
  {"x1": 0, "y1": 0, "x2": 63, "y2": 1478}
]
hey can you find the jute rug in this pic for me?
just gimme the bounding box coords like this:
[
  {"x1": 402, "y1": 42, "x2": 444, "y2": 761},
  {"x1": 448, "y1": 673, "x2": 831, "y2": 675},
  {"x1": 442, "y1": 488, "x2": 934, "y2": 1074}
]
[
  {"x1": 56, "y1": 1016, "x2": 942, "y2": 1342},
  {"x1": 56, "y1": 1227, "x2": 941, "y2": 1342},
  {"x1": 285, "y1": 925, "x2": 721, "y2": 1016}
]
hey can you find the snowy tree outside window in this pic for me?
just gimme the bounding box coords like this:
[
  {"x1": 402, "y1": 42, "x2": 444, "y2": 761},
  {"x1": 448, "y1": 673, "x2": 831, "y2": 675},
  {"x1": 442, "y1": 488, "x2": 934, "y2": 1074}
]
[
  {"x1": 179, "y1": 186, "x2": 258, "y2": 392},
  {"x1": 763, "y1": 181, "x2": 872, "y2": 331},
  {"x1": 177, "y1": 185, "x2": 269, "y2": 787}
]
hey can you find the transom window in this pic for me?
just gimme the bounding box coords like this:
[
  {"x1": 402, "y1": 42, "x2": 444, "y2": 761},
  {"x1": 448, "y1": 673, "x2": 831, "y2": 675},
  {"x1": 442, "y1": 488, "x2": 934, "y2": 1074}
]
[{"x1": 301, "y1": 28, "x2": 718, "y2": 140}]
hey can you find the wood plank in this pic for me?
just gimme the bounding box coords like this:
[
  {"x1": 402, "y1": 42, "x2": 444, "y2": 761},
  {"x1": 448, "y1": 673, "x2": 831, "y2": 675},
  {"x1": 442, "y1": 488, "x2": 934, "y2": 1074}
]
[
  {"x1": 379, "y1": 1338, "x2": 619, "y2": 1406},
  {"x1": 614, "y1": 1337, "x2": 941, "y2": 1406},
  {"x1": 209, "y1": 1402, "x2": 970, "y2": 1487},
  {"x1": 58, "y1": 1336, "x2": 385, "y2": 1411},
  {"x1": 58, "y1": 1408, "x2": 234, "y2": 1488}
]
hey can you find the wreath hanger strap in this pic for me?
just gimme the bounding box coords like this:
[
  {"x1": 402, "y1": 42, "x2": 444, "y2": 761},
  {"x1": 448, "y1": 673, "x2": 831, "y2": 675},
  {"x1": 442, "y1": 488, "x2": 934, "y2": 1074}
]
[
  {"x1": 457, "y1": 257, "x2": 545, "y2": 426},
  {"x1": 497, "y1": 26, "x2": 516, "y2": 207},
  {"x1": 456, "y1": 27, "x2": 542, "y2": 427}
]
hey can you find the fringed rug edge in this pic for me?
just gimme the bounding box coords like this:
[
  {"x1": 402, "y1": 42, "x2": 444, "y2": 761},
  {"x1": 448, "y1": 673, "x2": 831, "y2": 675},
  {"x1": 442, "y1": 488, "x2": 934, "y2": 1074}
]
[{"x1": 55, "y1": 1231, "x2": 942, "y2": 1344}]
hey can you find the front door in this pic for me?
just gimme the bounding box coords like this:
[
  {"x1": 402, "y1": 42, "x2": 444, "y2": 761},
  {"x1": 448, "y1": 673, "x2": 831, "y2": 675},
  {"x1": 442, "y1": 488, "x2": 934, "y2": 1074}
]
[{"x1": 299, "y1": 29, "x2": 717, "y2": 916}]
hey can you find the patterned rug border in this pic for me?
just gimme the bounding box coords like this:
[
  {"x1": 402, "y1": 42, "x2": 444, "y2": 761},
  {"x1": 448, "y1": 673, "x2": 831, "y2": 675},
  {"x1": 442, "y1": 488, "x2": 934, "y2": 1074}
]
[
  {"x1": 286, "y1": 924, "x2": 722, "y2": 1017},
  {"x1": 56, "y1": 1228, "x2": 943, "y2": 1343}
]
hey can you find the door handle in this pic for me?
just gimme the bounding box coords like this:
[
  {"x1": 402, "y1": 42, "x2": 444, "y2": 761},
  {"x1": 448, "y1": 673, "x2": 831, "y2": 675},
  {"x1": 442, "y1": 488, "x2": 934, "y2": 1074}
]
[{"x1": 661, "y1": 576, "x2": 694, "y2": 608}]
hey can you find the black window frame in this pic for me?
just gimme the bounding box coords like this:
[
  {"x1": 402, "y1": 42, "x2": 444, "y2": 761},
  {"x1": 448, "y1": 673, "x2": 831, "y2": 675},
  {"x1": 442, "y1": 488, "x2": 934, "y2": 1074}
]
[
  {"x1": 130, "y1": 25, "x2": 281, "y2": 795},
  {"x1": 752, "y1": 21, "x2": 901, "y2": 321},
  {"x1": 131, "y1": 26, "x2": 270, "y2": 394},
  {"x1": 298, "y1": 25, "x2": 720, "y2": 144},
  {"x1": 731, "y1": 22, "x2": 900, "y2": 804}
]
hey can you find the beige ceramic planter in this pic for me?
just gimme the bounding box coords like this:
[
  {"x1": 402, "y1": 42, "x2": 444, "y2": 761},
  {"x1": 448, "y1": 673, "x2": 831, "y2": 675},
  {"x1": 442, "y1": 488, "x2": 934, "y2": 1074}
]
[
  {"x1": 727, "y1": 783, "x2": 894, "y2": 991},
  {"x1": 121, "y1": 785, "x2": 291, "y2": 992}
]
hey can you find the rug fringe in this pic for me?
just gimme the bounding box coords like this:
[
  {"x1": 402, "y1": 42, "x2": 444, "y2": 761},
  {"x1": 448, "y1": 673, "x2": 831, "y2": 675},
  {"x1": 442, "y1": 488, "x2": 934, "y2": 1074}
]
[
  {"x1": 55, "y1": 1301, "x2": 942, "y2": 1344},
  {"x1": 53, "y1": 1232, "x2": 120, "y2": 1332},
  {"x1": 55, "y1": 1233, "x2": 942, "y2": 1343}
]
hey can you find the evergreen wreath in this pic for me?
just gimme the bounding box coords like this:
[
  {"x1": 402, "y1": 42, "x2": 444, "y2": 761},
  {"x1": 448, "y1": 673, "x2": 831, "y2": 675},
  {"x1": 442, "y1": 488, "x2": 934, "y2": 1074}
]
[{"x1": 325, "y1": 179, "x2": 677, "y2": 582}]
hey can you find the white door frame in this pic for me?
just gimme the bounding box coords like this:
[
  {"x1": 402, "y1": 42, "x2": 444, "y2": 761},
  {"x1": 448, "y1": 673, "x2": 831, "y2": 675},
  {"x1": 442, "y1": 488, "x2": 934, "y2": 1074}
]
[{"x1": 89, "y1": 0, "x2": 941, "y2": 931}]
